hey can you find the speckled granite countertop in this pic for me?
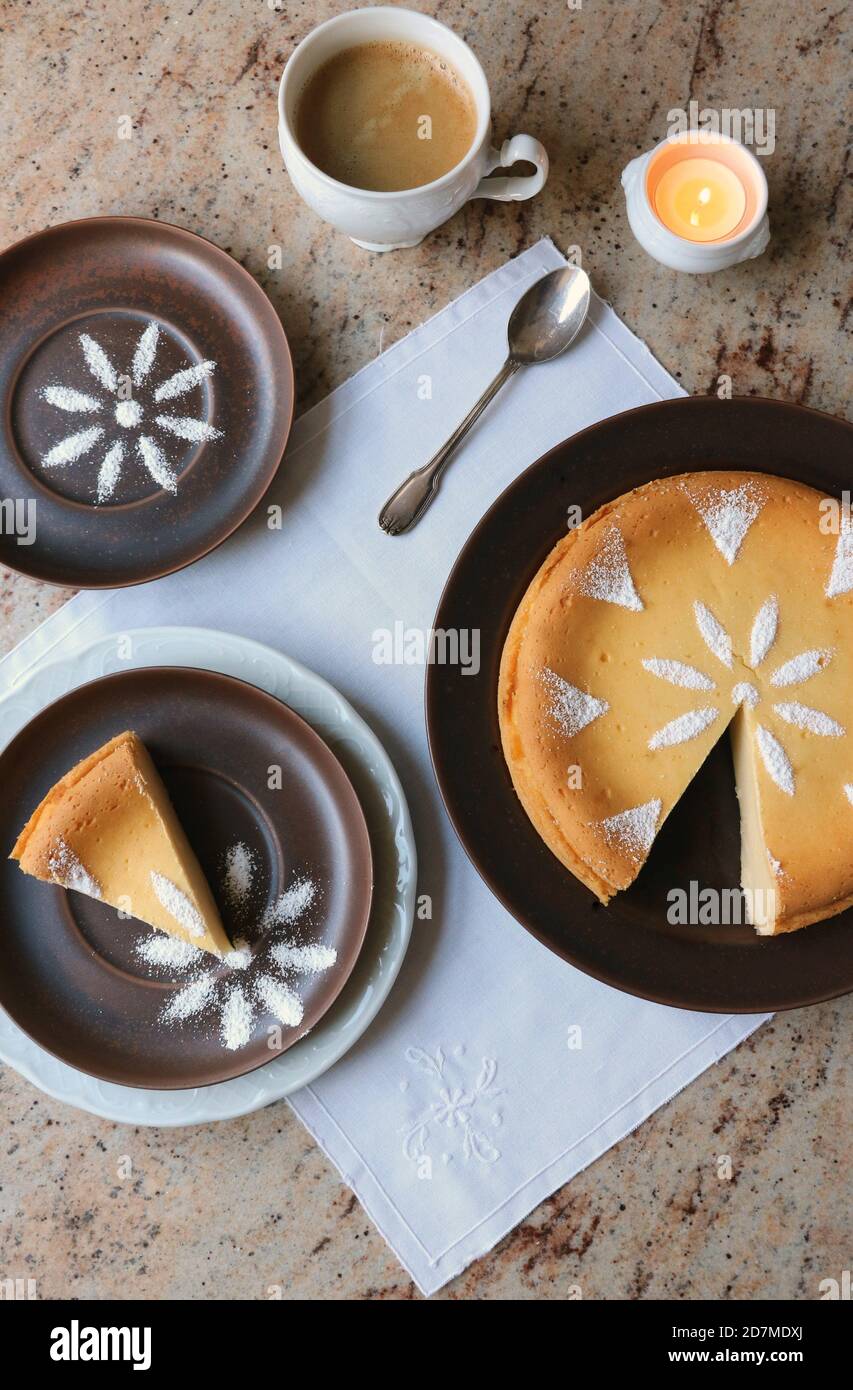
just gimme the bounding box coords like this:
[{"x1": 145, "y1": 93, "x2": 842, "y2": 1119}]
[{"x1": 1, "y1": 0, "x2": 850, "y2": 1300}]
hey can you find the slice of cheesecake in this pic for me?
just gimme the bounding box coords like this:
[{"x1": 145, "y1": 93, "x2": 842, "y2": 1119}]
[
  {"x1": 731, "y1": 704, "x2": 853, "y2": 935},
  {"x1": 11, "y1": 731, "x2": 231, "y2": 957}
]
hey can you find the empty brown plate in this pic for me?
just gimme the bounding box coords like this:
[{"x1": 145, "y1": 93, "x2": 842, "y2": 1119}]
[
  {"x1": 0, "y1": 217, "x2": 294, "y2": 586},
  {"x1": 0, "y1": 667, "x2": 373, "y2": 1088},
  {"x1": 427, "y1": 396, "x2": 853, "y2": 1013}
]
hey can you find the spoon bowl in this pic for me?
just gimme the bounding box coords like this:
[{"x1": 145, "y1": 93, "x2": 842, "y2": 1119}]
[{"x1": 508, "y1": 265, "x2": 591, "y2": 365}]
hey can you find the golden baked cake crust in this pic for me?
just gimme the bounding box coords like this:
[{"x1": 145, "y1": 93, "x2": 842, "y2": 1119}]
[
  {"x1": 11, "y1": 730, "x2": 231, "y2": 957},
  {"x1": 498, "y1": 471, "x2": 853, "y2": 934}
]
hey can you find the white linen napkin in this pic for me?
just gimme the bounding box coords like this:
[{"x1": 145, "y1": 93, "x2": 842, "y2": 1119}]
[{"x1": 0, "y1": 239, "x2": 768, "y2": 1295}]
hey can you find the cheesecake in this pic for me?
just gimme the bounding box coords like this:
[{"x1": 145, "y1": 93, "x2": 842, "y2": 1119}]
[
  {"x1": 498, "y1": 471, "x2": 853, "y2": 934},
  {"x1": 11, "y1": 731, "x2": 231, "y2": 956}
]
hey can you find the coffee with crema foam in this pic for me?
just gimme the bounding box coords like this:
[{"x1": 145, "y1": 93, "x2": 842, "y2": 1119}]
[{"x1": 295, "y1": 40, "x2": 478, "y2": 193}]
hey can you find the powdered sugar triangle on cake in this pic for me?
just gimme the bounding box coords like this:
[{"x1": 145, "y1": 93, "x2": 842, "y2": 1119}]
[
  {"x1": 687, "y1": 479, "x2": 765, "y2": 565},
  {"x1": 826, "y1": 513, "x2": 853, "y2": 598},
  {"x1": 597, "y1": 799, "x2": 661, "y2": 861},
  {"x1": 576, "y1": 524, "x2": 643, "y2": 611},
  {"x1": 538, "y1": 667, "x2": 608, "y2": 738}
]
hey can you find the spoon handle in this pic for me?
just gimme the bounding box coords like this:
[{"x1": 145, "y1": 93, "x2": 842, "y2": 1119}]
[{"x1": 378, "y1": 358, "x2": 519, "y2": 535}]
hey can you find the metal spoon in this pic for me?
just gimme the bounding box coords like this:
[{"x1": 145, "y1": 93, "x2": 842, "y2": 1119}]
[{"x1": 378, "y1": 266, "x2": 591, "y2": 536}]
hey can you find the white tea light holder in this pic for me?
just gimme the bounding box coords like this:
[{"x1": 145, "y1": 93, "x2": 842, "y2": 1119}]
[{"x1": 622, "y1": 131, "x2": 770, "y2": 273}]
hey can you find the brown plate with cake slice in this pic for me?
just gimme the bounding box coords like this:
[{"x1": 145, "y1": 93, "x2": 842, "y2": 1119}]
[
  {"x1": 0, "y1": 667, "x2": 373, "y2": 1088},
  {"x1": 427, "y1": 396, "x2": 853, "y2": 1012}
]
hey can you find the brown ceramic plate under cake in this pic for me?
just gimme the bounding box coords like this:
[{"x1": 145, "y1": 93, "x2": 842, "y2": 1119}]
[
  {"x1": 426, "y1": 396, "x2": 853, "y2": 1013},
  {"x1": 0, "y1": 217, "x2": 294, "y2": 587},
  {"x1": 0, "y1": 668, "x2": 373, "y2": 1088}
]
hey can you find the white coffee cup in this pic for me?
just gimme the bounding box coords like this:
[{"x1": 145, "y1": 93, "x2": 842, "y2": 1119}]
[{"x1": 277, "y1": 6, "x2": 549, "y2": 252}]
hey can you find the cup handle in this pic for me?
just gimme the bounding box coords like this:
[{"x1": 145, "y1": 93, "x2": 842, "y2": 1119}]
[{"x1": 471, "y1": 134, "x2": 549, "y2": 202}]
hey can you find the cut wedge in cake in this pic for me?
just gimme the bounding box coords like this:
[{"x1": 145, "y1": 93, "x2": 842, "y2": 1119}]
[
  {"x1": 10, "y1": 731, "x2": 231, "y2": 957},
  {"x1": 498, "y1": 471, "x2": 853, "y2": 935}
]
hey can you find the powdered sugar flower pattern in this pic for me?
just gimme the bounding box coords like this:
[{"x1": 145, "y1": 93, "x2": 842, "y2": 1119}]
[
  {"x1": 135, "y1": 853, "x2": 336, "y2": 1051},
  {"x1": 644, "y1": 594, "x2": 845, "y2": 797},
  {"x1": 39, "y1": 320, "x2": 222, "y2": 503}
]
